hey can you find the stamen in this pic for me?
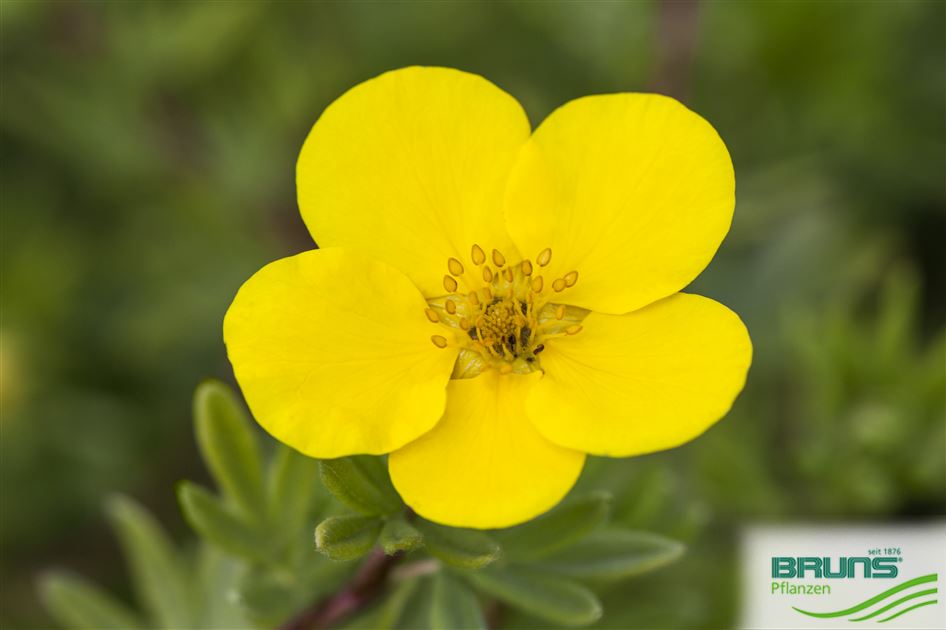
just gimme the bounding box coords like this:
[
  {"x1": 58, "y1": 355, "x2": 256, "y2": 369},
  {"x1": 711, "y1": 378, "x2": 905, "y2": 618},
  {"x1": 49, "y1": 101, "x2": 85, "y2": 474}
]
[
  {"x1": 503, "y1": 268, "x2": 514, "y2": 283},
  {"x1": 520, "y1": 260, "x2": 533, "y2": 276},
  {"x1": 459, "y1": 317, "x2": 471, "y2": 330},
  {"x1": 499, "y1": 363, "x2": 513, "y2": 375},
  {"x1": 564, "y1": 270, "x2": 579, "y2": 287},
  {"x1": 443, "y1": 275, "x2": 458, "y2": 293},
  {"x1": 445, "y1": 300, "x2": 457, "y2": 315},
  {"x1": 447, "y1": 258, "x2": 464, "y2": 276},
  {"x1": 537, "y1": 247, "x2": 552, "y2": 267},
  {"x1": 482, "y1": 266, "x2": 493, "y2": 283},
  {"x1": 531, "y1": 276, "x2": 544, "y2": 293},
  {"x1": 471, "y1": 244, "x2": 486, "y2": 266},
  {"x1": 468, "y1": 292, "x2": 479, "y2": 306},
  {"x1": 565, "y1": 324, "x2": 582, "y2": 335},
  {"x1": 555, "y1": 305, "x2": 566, "y2": 320},
  {"x1": 552, "y1": 278, "x2": 566, "y2": 292},
  {"x1": 431, "y1": 335, "x2": 448, "y2": 348},
  {"x1": 425, "y1": 308, "x2": 440, "y2": 323},
  {"x1": 491, "y1": 249, "x2": 506, "y2": 267}
]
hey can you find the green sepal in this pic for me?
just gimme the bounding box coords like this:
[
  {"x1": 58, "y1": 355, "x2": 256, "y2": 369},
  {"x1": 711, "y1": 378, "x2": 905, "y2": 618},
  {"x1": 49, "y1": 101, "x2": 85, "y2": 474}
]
[
  {"x1": 535, "y1": 529, "x2": 684, "y2": 581},
  {"x1": 39, "y1": 571, "x2": 144, "y2": 630},
  {"x1": 319, "y1": 456, "x2": 402, "y2": 515},
  {"x1": 379, "y1": 515, "x2": 423, "y2": 555},
  {"x1": 315, "y1": 515, "x2": 383, "y2": 561},
  {"x1": 176, "y1": 481, "x2": 269, "y2": 562},
  {"x1": 495, "y1": 491, "x2": 611, "y2": 561},
  {"x1": 416, "y1": 520, "x2": 500, "y2": 569},
  {"x1": 194, "y1": 380, "x2": 265, "y2": 521},
  {"x1": 105, "y1": 495, "x2": 196, "y2": 629},
  {"x1": 463, "y1": 565, "x2": 602, "y2": 627}
]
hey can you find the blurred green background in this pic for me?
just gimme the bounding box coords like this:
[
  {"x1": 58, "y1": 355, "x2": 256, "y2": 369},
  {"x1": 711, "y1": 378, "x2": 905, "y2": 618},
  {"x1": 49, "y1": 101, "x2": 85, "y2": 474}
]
[{"x1": 2, "y1": 1, "x2": 944, "y2": 628}]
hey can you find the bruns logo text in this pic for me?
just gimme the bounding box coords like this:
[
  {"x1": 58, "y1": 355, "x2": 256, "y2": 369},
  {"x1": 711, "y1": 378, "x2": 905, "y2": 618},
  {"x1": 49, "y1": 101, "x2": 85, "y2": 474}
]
[{"x1": 772, "y1": 556, "x2": 899, "y2": 579}]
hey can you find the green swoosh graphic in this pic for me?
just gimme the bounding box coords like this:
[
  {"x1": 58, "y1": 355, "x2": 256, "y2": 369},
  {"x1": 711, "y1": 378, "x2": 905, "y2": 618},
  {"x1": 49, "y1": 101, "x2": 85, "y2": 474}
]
[
  {"x1": 792, "y1": 574, "x2": 938, "y2": 618},
  {"x1": 878, "y1": 599, "x2": 938, "y2": 623},
  {"x1": 850, "y1": 588, "x2": 938, "y2": 621}
]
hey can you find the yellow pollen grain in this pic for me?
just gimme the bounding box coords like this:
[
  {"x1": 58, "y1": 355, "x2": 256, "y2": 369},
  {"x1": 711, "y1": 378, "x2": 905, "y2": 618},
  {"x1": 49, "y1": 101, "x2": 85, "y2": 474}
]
[
  {"x1": 564, "y1": 270, "x2": 579, "y2": 287},
  {"x1": 483, "y1": 287, "x2": 493, "y2": 301},
  {"x1": 491, "y1": 249, "x2": 506, "y2": 267},
  {"x1": 520, "y1": 260, "x2": 533, "y2": 276},
  {"x1": 471, "y1": 244, "x2": 486, "y2": 266},
  {"x1": 459, "y1": 317, "x2": 471, "y2": 330},
  {"x1": 552, "y1": 278, "x2": 566, "y2": 292},
  {"x1": 565, "y1": 324, "x2": 583, "y2": 335},
  {"x1": 537, "y1": 247, "x2": 552, "y2": 267},
  {"x1": 424, "y1": 308, "x2": 440, "y2": 323},
  {"x1": 468, "y1": 292, "x2": 479, "y2": 306},
  {"x1": 445, "y1": 300, "x2": 457, "y2": 315},
  {"x1": 555, "y1": 305, "x2": 566, "y2": 320},
  {"x1": 531, "y1": 276, "x2": 544, "y2": 293},
  {"x1": 503, "y1": 268, "x2": 514, "y2": 283},
  {"x1": 482, "y1": 266, "x2": 493, "y2": 283},
  {"x1": 443, "y1": 275, "x2": 458, "y2": 293},
  {"x1": 447, "y1": 257, "x2": 464, "y2": 276},
  {"x1": 431, "y1": 335, "x2": 448, "y2": 348}
]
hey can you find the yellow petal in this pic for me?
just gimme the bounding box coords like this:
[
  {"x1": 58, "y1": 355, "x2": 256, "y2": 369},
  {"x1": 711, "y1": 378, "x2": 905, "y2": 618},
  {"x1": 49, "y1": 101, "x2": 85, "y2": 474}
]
[
  {"x1": 505, "y1": 94, "x2": 735, "y2": 314},
  {"x1": 298, "y1": 66, "x2": 530, "y2": 298},
  {"x1": 389, "y1": 371, "x2": 585, "y2": 529},
  {"x1": 527, "y1": 293, "x2": 751, "y2": 457},
  {"x1": 223, "y1": 248, "x2": 457, "y2": 458}
]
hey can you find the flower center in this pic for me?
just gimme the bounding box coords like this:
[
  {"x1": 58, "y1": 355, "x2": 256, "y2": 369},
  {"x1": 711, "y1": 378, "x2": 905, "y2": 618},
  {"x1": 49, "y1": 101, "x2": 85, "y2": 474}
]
[{"x1": 425, "y1": 244, "x2": 585, "y2": 376}]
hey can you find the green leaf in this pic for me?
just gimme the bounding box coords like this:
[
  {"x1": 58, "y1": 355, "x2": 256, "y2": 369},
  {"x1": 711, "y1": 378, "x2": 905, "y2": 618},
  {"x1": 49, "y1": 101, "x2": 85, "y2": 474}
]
[
  {"x1": 194, "y1": 380, "x2": 265, "y2": 520},
  {"x1": 428, "y1": 572, "x2": 486, "y2": 630},
  {"x1": 39, "y1": 571, "x2": 143, "y2": 630},
  {"x1": 495, "y1": 492, "x2": 611, "y2": 561},
  {"x1": 464, "y1": 566, "x2": 601, "y2": 627},
  {"x1": 315, "y1": 515, "x2": 382, "y2": 561},
  {"x1": 535, "y1": 529, "x2": 684, "y2": 581},
  {"x1": 373, "y1": 577, "x2": 422, "y2": 629},
  {"x1": 319, "y1": 456, "x2": 402, "y2": 515},
  {"x1": 177, "y1": 481, "x2": 269, "y2": 562},
  {"x1": 105, "y1": 495, "x2": 195, "y2": 629},
  {"x1": 416, "y1": 520, "x2": 500, "y2": 569},
  {"x1": 379, "y1": 515, "x2": 423, "y2": 555},
  {"x1": 267, "y1": 445, "x2": 320, "y2": 533}
]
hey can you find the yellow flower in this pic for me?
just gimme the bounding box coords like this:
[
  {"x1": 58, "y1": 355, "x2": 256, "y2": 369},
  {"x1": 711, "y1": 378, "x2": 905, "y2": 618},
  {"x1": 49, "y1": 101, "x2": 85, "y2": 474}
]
[{"x1": 224, "y1": 67, "x2": 752, "y2": 529}]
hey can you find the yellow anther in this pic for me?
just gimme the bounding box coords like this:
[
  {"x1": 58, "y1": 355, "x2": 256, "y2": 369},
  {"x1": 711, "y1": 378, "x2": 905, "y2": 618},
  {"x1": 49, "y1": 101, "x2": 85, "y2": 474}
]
[
  {"x1": 499, "y1": 363, "x2": 513, "y2": 374},
  {"x1": 459, "y1": 317, "x2": 471, "y2": 330},
  {"x1": 503, "y1": 268, "x2": 514, "y2": 283},
  {"x1": 443, "y1": 275, "x2": 458, "y2": 293},
  {"x1": 468, "y1": 292, "x2": 479, "y2": 306},
  {"x1": 555, "y1": 305, "x2": 566, "y2": 320},
  {"x1": 520, "y1": 260, "x2": 533, "y2": 276},
  {"x1": 431, "y1": 335, "x2": 449, "y2": 348},
  {"x1": 445, "y1": 300, "x2": 457, "y2": 315},
  {"x1": 482, "y1": 266, "x2": 493, "y2": 283},
  {"x1": 483, "y1": 287, "x2": 492, "y2": 301},
  {"x1": 564, "y1": 270, "x2": 579, "y2": 287},
  {"x1": 531, "y1": 276, "x2": 544, "y2": 293},
  {"x1": 537, "y1": 247, "x2": 552, "y2": 267},
  {"x1": 565, "y1": 324, "x2": 583, "y2": 335},
  {"x1": 471, "y1": 244, "x2": 486, "y2": 266},
  {"x1": 447, "y1": 258, "x2": 464, "y2": 276},
  {"x1": 491, "y1": 249, "x2": 506, "y2": 267},
  {"x1": 424, "y1": 308, "x2": 440, "y2": 323},
  {"x1": 552, "y1": 278, "x2": 566, "y2": 292}
]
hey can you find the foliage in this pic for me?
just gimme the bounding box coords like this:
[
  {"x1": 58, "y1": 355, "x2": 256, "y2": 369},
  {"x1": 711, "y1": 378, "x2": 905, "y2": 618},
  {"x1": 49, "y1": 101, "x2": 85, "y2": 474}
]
[{"x1": 39, "y1": 382, "x2": 684, "y2": 629}]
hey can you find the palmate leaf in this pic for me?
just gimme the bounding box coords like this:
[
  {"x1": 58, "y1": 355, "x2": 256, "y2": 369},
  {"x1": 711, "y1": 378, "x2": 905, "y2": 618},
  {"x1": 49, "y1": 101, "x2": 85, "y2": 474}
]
[
  {"x1": 494, "y1": 492, "x2": 611, "y2": 561},
  {"x1": 319, "y1": 456, "x2": 403, "y2": 516},
  {"x1": 535, "y1": 529, "x2": 685, "y2": 581},
  {"x1": 464, "y1": 565, "x2": 602, "y2": 627},
  {"x1": 39, "y1": 572, "x2": 144, "y2": 630},
  {"x1": 105, "y1": 496, "x2": 197, "y2": 629},
  {"x1": 194, "y1": 380, "x2": 266, "y2": 522},
  {"x1": 315, "y1": 515, "x2": 383, "y2": 561}
]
